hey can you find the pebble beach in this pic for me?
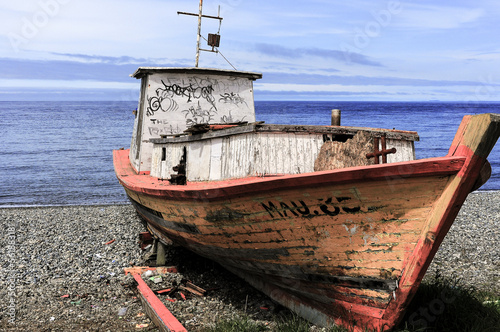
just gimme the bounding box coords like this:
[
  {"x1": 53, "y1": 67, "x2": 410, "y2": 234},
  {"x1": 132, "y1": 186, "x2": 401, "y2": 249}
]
[{"x1": 1, "y1": 191, "x2": 499, "y2": 331}]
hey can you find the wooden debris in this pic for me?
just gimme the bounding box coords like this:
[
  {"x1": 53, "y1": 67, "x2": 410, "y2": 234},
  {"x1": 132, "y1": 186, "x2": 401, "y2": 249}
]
[
  {"x1": 155, "y1": 280, "x2": 206, "y2": 300},
  {"x1": 180, "y1": 281, "x2": 206, "y2": 297},
  {"x1": 139, "y1": 232, "x2": 153, "y2": 250},
  {"x1": 124, "y1": 266, "x2": 178, "y2": 275},
  {"x1": 133, "y1": 273, "x2": 187, "y2": 332}
]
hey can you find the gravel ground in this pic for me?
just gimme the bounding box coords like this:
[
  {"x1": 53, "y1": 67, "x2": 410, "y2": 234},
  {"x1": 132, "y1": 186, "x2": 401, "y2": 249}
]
[
  {"x1": 424, "y1": 191, "x2": 500, "y2": 293},
  {"x1": 0, "y1": 191, "x2": 498, "y2": 331}
]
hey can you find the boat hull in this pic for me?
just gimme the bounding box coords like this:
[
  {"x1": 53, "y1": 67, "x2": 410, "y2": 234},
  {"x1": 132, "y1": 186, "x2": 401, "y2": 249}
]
[
  {"x1": 114, "y1": 113, "x2": 500, "y2": 331},
  {"x1": 117, "y1": 149, "x2": 465, "y2": 330}
]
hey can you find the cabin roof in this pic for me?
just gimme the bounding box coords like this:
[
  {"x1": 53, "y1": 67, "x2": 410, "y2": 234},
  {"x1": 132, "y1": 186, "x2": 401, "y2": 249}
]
[
  {"x1": 150, "y1": 123, "x2": 420, "y2": 144},
  {"x1": 131, "y1": 67, "x2": 263, "y2": 80}
]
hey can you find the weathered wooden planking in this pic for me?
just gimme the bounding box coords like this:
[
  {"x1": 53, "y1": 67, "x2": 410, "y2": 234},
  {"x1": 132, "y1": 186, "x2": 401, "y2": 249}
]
[
  {"x1": 152, "y1": 132, "x2": 326, "y2": 180},
  {"x1": 381, "y1": 113, "x2": 500, "y2": 328},
  {"x1": 114, "y1": 145, "x2": 468, "y2": 331},
  {"x1": 158, "y1": 144, "x2": 184, "y2": 180},
  {"x1": 151, "y1": 131, "x2": 415, "y2": 181},
  {"x1": 186, "y1": 140, "x2": 211, "y2": 181},
  {"x1": 133, "y1": 273, "x2": 187, "y2": 332},
  {"x1": 151, "y1": 123, "x2": 420, "y2": 144},
  {"x1": 124, "y1": 172, "x2": 450, "y2": 283},
  {"x1": 387, "y1": 138, "x2": 416, "y2": 162},
  {"x1": 209, "y1": 138, "x2": 223, "y2": 181}
]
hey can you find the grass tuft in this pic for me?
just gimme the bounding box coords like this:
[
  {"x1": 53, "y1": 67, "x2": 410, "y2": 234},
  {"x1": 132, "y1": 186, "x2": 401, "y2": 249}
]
[
  {"x1": 273, "y1": 313, "x2": 311, "y2": 332},
  {"x1": 400, "y1": 274, "x2": 500, "y2": 331},
  {"x1": 201, "y1": 275, "x2": 499, "y2": 332},
  {"x1": 202, "y1": 315, "x2": 267, "y2": 332}
]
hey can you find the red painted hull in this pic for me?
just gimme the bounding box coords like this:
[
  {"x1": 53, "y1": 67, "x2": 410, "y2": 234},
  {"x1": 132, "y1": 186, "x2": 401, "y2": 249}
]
[{"x1": 114, "y1": 114, "x2": 500, "y2": 331}]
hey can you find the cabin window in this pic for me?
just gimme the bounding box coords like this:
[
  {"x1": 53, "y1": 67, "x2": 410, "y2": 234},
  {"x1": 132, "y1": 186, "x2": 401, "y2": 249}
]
[
  {"x1": 161, "y1": 147, "x2": 166, "y2": 161},
  {"x1": 323, "y1": 134, "x2": 353, "y2": 143}
]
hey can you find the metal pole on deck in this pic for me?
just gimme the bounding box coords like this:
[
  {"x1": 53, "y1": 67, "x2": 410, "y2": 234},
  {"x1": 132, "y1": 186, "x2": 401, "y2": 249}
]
[
  {"x1": 331, "y1": 109, "x2": 341, "y2": 126},
  {"x1": 195, "y1": 0, "x2": 203, "y2": 67}
]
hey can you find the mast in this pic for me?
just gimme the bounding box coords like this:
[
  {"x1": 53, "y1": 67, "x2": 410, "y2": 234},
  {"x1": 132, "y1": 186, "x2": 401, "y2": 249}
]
[
  {"x1": 178, "y1": 0, "x2": 223, "y2": 67},
  {"x1": 195, "y1": 0, "x2": 203, "y2": 67}
]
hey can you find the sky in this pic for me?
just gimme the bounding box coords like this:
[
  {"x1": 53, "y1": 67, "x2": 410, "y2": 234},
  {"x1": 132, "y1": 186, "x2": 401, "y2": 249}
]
[{"x1": 1, "y1": 0, "x2": 500, "y2": 101}]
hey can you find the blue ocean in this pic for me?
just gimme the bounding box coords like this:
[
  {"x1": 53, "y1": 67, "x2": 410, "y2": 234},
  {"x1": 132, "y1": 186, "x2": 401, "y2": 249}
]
[{"x1": 1, "y1": 101, "x2": 499, "y2": 207}]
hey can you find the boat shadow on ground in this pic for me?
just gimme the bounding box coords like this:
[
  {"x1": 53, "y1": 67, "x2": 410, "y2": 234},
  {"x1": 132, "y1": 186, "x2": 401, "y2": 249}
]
[
  {"x1": 400, "y1": 272, "x2": 500, "y2": 331},
  {"x1": 154, "y1": 242, "x2": 289, "y2": 323}
]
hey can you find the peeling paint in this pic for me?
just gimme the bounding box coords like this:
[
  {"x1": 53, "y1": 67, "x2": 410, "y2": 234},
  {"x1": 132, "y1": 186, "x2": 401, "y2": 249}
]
[
  {"x1": 343, "y1": 224, "x2": 358, "y2": 244},
  {"x1": 363, "y1": 234, "x2": 380, "y2": 246},
  {"x1": 205, "y1": 207, "x2": 248, "y2": 224}
]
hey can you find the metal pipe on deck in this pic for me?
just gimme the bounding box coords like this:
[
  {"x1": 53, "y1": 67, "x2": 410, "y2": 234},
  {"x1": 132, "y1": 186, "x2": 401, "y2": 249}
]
[{"x1": 331, "y1": 109, "x2": 341, "y2": 126}]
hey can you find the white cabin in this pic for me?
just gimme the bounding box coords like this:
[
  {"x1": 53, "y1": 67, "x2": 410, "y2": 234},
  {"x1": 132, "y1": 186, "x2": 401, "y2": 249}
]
[{"x1": 129, "y1": 67, "x2": 262, "y2": 173}]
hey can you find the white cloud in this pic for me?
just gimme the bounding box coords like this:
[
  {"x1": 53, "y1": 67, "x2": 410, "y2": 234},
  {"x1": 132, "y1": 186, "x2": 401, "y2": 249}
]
[
  {"x1": 0, "y1": 0, "x2": 194, "y2": 57},
  {"x1": 253, "y1": 81, "x2": 496, "y2": 101},
  {"x1": 395, "y1": 5, "x2": 484, "y2": 29},
  {"x1": 0, "y1": 78, "x2": 137, "y2": 90}
]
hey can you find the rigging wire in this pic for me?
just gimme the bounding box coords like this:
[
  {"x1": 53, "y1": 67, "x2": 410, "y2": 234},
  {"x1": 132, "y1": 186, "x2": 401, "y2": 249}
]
[{"x1": 201, "y1": 34, "x2": 237, "y2": 70}]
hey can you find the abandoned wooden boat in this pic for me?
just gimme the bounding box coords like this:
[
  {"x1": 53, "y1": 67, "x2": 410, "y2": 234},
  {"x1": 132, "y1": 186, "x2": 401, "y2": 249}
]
[{"x1": 113, "y1": 67, "x2": 500, "y2": 331}]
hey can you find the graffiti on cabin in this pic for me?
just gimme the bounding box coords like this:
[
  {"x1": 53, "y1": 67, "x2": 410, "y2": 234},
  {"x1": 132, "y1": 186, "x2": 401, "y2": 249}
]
[
  {"x1": 147, "y1": 95, "x2": 179, "y2": 116},
  {"x1": 149, "y1": 126, "x2": 174, "y2": 136},
  {"x1": 147, "y1": 78, "x2": 218, "y2": 117},
  {"x1": 219, "y1": 92, "x2": 247, "y2": 107},
  {"x1": 220, "y1": 111, "x2": 247, "y2": 124},
  {"x1": 183, "y1": 101, "x2": 217, "y2": 127},
  {"x1": 147, "y1": 118, "x2": 183, "y2": 136},
  {"x1": 158, "y1": 81, "x2": 215, "y2": 105},
  {"x1": 145, "y1": 75, "x2": 254, "y2": 131}
]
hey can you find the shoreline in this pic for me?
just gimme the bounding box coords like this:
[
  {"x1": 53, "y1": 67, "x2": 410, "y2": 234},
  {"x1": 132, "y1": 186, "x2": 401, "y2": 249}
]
[
  {"x1": 1, "y1": 189, "x2": 500, "y2": 210},
  {"x1": 0, "y1": 192, "x2": 498, "y2": 330},
  {"x1": 0, "y1": 202, "x2": 132, "y2": 209}
]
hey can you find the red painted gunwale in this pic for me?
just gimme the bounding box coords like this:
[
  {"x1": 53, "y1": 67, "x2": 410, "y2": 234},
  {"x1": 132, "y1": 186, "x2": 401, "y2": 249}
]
[{"x1": 114, "y1": 149, "x2": 465, "y2": 201}]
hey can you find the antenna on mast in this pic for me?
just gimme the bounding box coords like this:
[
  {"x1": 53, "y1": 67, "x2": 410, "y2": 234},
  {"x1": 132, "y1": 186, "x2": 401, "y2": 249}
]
[{"x1": 178, "y1": 1, "x2": 223, "y2": 67}]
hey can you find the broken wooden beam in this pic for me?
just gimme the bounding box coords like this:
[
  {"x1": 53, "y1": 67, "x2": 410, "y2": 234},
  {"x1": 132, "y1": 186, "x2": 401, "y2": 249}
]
[
  {"x1": 182, "y1": 281, "x2": 206, "y2": 297},
  {"x1": 123, "y1": 266, "x2": 178, "y2": 275},
  {"x1": 132, "y1": 273, "x2": 187, "y2": 332}
]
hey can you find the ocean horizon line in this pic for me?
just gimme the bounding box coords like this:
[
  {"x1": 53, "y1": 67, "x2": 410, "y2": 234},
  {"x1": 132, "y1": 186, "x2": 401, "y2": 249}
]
[{"x1": 2, "y1": 100, "x2": 500, "y2": 103}]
